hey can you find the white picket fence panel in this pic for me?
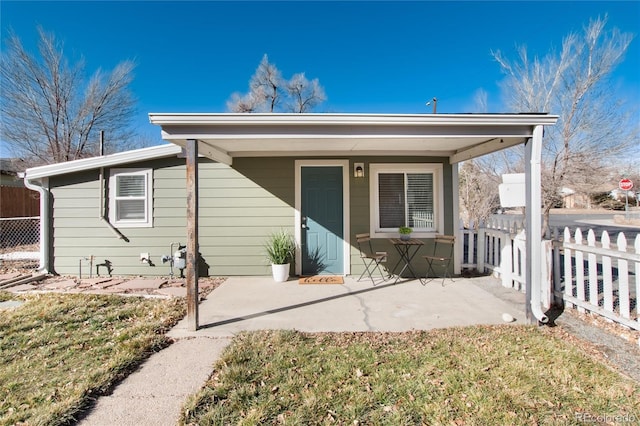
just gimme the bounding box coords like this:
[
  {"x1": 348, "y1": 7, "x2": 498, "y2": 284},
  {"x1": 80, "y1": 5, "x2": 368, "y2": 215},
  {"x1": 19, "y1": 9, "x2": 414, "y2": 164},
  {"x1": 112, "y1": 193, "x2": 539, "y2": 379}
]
[
  {"x1": 460, "y1": 218, "x2": 526, "y2": 291},
  {"x1": 411, "y1": 211, "x2": 434, "y2": 228},
  {"x1": 555, "y1": 227, "x2": 640, "y2": 331},
  {"x1": 460, "y1": 220, "x2": 640, "y2": 331}
]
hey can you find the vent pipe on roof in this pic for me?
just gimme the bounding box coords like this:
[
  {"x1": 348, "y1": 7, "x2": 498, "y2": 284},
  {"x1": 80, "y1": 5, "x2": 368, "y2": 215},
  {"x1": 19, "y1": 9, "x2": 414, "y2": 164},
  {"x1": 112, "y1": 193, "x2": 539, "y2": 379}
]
[{"x1": 425, "y1": 97, "x2": 437, "y2": 114}]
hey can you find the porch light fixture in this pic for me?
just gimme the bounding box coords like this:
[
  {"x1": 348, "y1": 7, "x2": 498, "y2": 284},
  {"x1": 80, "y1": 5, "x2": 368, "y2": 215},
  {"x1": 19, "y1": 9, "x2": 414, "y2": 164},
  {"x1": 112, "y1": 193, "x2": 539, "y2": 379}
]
[{"x1": 354, "y1": 163, "x2": 365, "y2": 178}]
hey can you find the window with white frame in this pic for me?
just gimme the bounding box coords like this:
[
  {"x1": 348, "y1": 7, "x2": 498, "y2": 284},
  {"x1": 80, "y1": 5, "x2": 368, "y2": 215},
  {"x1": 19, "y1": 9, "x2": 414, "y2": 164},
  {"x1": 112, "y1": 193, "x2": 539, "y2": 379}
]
[
  {"x1": 109, "y1": 168, "x2": 153, "y2": 227},
  {"x1": 370, "y1": 164, "x2": 443, "y2": 237}
]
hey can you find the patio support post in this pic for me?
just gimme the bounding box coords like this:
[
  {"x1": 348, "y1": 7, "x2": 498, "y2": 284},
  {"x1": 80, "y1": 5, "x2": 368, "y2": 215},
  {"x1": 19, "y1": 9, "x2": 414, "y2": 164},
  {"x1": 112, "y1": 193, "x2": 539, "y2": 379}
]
[
  {"x1": 186, "y1": 138, "x2": 199, "y2": 331},
  {"x1": 525, "y1": 125, "x2": 549, "y2": 325},
  {"x1": 451, "y1": 162, "x2": 461, "y2": 274}
]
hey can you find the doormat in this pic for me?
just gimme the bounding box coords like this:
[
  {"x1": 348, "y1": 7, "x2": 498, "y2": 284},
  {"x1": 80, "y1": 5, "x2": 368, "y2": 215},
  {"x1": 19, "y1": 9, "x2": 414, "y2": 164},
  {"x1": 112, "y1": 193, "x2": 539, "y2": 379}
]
[{"x1": 299, "y1": 275, "x2": 344, "y2": 285}]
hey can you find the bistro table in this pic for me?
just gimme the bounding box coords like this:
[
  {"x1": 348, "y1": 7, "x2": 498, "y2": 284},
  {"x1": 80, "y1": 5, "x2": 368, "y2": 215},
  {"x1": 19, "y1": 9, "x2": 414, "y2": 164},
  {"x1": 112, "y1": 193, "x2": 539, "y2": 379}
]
[{"x1": 388, "y1": 238, "x2": 424, "y2": 282}]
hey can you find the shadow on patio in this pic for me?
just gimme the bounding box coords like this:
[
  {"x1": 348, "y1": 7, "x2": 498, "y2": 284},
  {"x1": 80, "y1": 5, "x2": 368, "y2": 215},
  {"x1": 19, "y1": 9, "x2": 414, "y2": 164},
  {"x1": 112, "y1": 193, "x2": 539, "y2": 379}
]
[{"x1": 168, "y1": 275, "x2": 525, "y2": 338}]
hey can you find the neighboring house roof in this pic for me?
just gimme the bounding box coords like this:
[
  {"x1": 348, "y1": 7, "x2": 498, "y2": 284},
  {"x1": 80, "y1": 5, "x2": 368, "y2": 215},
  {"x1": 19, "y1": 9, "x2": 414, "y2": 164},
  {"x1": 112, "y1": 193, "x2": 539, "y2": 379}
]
[
  {"x1": 610, "y1": 189, "x2": 637, "y2": 198},
  {"x1": 23, "y1": 144, "x2": 182, "y2": 180},
  {"x1": 0, "y1": 158, "x2": 26, "y2": 176},
  {"x1": 560, "y1": 187, "x2": 576, "y2": 196},
  {"x1": 561, "y1": 183, "x2": 624, "y2": 195}
]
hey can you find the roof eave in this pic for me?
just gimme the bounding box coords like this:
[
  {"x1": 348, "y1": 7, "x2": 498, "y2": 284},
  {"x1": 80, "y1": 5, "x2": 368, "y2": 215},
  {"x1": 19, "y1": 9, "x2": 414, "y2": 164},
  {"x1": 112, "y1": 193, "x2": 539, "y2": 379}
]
[
  {"x1": 23, "y1": 144, "x2": 182, "y2": 180},
  {"x1": 149, "y1": 112, "x2": 559, "y2": 127}
]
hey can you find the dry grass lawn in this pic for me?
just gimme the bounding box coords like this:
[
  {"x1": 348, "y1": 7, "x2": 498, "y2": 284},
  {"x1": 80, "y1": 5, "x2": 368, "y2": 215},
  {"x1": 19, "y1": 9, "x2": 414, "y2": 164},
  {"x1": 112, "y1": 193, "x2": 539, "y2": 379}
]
[
  {"x1": 181, "y1": 327, "x2": 639, "y2": 425},
  {"x1": 0, "y1": 291, "x2": 185, "y2": 425}
]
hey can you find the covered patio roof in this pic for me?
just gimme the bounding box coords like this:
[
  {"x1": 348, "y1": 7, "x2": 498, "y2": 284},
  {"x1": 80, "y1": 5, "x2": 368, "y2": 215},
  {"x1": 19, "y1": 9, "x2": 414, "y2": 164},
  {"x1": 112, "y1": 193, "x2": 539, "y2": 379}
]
[
  {"x1": 148, "y1": 113, "x2": 558, "y2": 165},
  {"x1": 148, "y1": 112, "x2": 559, "y2": 331}
]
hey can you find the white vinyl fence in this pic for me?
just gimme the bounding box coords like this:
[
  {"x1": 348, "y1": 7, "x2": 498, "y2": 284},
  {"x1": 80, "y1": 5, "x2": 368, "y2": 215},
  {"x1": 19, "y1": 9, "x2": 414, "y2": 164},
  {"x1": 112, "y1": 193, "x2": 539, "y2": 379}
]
[
  {"x1": 461, "y1": 219, "x2": 639, "y2": 332},
  {"x1": 460, "y1": 218, "x2": 527, "y2": 291},
  {"x1": 554, "y1": 228, "x2": 639, "y2": 331}
]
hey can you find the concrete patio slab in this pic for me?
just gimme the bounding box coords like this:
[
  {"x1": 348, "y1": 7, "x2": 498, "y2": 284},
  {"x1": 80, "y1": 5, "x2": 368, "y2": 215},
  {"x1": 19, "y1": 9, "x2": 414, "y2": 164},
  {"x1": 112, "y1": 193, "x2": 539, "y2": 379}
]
[{"x1": 169, "y1": 275, "x2": 526, "y2": 339}]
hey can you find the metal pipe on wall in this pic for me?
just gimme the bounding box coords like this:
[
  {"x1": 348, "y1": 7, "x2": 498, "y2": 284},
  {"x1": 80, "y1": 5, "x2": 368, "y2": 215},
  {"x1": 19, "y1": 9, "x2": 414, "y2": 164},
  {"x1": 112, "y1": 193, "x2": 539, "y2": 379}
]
[
  {"x1": 98, "y1": 131, "x2": 128, "y2": 241},
  {"x1": 22, "y1": 176, "x2": 50, "y2": 273}
]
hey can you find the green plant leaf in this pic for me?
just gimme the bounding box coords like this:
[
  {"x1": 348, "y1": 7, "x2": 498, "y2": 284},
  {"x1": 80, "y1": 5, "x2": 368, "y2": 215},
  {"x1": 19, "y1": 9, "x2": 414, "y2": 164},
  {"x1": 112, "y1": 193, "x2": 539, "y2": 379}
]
[{"x1": 264, "y1": 229, "x2": 296, "y2": 264}]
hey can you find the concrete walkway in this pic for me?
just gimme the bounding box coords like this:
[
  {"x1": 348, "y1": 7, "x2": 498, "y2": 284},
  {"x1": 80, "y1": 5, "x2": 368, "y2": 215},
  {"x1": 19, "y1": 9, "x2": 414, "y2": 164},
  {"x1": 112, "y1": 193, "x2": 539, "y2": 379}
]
[
  {"x1": 77, "y1": 275, "x2": 525, "y2": 425},
  {"x1": 77, "y1": 337, "x2": 230, "y2": 426}
]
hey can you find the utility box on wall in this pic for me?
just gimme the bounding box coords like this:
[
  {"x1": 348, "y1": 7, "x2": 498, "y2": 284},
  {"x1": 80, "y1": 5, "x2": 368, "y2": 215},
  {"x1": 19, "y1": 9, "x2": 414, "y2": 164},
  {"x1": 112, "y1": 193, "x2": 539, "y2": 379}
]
[{"x1": 499, "y1": 173, "x2": 525, "y2": 208}]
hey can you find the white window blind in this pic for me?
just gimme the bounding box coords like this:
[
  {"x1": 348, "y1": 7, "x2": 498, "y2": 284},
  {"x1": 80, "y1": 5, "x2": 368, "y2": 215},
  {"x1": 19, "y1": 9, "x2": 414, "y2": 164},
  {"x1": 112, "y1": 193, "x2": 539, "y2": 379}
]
[
  {"x1": 407, "y1": 173, "x2": 434, "y2": 229},
  {"x1": 370, "y1": 163, "x2": 442, "y2": 237},
  {"x1": 109, "y1": 168, "x2": 153, "y2": 227},
  {"x1": 378, "y1": 172, "x2": 434, "y2": 230},
  {"x1": 116, "y1": 175, "x2": 146, "y2": 220},
  {"x1": 378, "y1": 173, "x2": 404, "y2": 228}
]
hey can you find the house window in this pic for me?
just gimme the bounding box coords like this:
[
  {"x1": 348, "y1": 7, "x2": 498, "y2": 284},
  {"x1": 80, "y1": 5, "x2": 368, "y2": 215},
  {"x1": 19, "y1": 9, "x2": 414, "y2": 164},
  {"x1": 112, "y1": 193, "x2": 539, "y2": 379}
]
[
  {"x1": 109, "y1": 168, "x2": 153, "y2": 227},
  {"x1": 370, "y1": 164, "x2": 443, "y2": 237}
]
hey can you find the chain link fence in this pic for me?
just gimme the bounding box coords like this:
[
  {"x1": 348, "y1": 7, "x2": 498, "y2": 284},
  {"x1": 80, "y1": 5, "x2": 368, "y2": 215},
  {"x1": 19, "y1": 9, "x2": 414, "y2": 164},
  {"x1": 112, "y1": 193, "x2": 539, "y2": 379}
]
[{"x1": 0, "y1": 217, "x2": 40, "y2": 270}]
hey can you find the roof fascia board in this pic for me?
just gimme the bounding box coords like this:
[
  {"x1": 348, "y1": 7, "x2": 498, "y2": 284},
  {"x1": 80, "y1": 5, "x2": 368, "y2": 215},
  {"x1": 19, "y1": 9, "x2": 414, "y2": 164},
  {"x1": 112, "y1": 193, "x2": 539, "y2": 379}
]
[
  {"x1": 158, "y1": 129, "x2": 536, "y2": 140},
  {"x1": 149, "y1": 112, "x2": 559, "y2": 127},
  {"x1": 24, "y1": 144, "x2": 182, "y2": 180}
]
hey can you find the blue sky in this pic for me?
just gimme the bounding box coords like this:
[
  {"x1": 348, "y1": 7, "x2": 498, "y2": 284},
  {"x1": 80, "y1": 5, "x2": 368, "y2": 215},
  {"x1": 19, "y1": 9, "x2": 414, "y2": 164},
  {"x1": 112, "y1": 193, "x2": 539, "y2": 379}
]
[{"x1": 1, "y1": 1, "x2": 639, "y2": 146}]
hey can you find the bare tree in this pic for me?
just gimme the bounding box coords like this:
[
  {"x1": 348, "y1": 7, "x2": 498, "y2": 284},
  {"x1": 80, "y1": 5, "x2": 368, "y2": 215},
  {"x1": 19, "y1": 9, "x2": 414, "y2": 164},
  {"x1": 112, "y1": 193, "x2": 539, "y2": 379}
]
[
  {"x1": 225, "y1": 91, "x2": 263, "y2": 113},
  {"x1": 286, "y1": 73, "x2": 326, "y2": 113},
  {"x1": 250, "y1": 54, "x2": 283, "y2": 112},
  {"x1": 227, "y1": 54, "x2": 326, "y2": 113},
  {"x1": 491, "y1": 15, "x2": 638, "y2": 232},
  {"x1": 459, "y1": 160, "x2": 501, "y2": 229},
  {"x1": 472, "y1": 88, "x2": 488, "y2": 113},
  {"x1": 0, "y1": 27, "x2": 137, "y2": 165}
]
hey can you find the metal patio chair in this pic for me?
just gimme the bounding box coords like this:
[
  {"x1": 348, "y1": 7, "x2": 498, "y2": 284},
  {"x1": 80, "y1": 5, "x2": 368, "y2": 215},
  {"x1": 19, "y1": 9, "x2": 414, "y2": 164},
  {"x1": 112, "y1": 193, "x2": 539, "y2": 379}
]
[
  {"x1": 422, "y1": 234, "x2": 455, "y2": 285},
  {"x1": 356, "y1": 233, "x2": 388, "y2": 285}
]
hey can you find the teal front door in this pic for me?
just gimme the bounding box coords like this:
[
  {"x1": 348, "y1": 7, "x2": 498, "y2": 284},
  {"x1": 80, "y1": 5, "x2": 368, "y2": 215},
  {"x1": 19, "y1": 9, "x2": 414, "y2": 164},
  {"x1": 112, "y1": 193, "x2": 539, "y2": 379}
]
[{"x1": 301, "y1": 166, "x2": 344, "y2": 275}]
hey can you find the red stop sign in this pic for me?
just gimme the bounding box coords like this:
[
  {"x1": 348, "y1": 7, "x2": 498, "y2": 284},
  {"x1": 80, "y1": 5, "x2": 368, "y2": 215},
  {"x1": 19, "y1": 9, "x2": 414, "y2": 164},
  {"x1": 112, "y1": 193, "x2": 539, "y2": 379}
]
[{"x1": 619, "y1": 178, "x2": 633, "y2": 191}]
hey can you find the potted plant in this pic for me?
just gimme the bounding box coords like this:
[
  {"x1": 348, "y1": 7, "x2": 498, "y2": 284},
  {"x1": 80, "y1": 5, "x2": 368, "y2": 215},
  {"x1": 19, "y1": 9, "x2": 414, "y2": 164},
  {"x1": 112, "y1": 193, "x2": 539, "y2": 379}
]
[
  {"x1": 265, "y1": 229, "x2": 296, "y2": 282},
  {"x1": 399, "y1": 226, "x2": 413, "y2": 241}
]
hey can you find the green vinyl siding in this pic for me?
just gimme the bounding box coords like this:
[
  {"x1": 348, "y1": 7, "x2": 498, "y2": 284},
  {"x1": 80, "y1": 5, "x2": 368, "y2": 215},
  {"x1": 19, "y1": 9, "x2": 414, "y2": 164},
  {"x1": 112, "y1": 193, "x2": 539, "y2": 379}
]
[
  {"x1": 51, "y1": 157, "x2": 295, "y2": 276},
  {"x1": 49, "y1": 154, "x2": 453, "y2": 278},
  {"x1": 197, "y1": 157, "x2": 295, "y2": 276}
]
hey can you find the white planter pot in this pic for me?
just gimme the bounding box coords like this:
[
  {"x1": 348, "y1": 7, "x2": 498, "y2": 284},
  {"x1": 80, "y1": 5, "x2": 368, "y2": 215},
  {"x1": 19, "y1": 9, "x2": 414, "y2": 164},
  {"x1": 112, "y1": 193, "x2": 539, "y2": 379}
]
[{"x1": 271, "y1": 263, "x2": 290, "y2": 282}]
